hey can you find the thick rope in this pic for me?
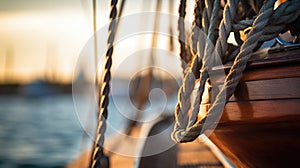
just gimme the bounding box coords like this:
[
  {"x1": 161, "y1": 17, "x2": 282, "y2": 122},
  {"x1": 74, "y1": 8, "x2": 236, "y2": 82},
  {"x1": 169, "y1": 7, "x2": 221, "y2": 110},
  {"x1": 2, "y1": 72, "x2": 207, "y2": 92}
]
[
  {"x1": 178, "y1": 0, "x2": 188, "y2": 74},
  {"x1": 214, "y1": 0, "x2": 238, "y2": 62},
  {"x1": 188, "y1": 0, "x2": 220, "y2": 128},
  {"x1": 172, "y1": 0, "x2": 237, "y2": 142},
  {"x1": 172, "y1": 0, "x2": 215, "y2": 141},
  {"x1": 190, "y1": 0, "x2": 205, "y2": 56},
  {"x1": 172, "y1": 0, "x2": 227, "y2": 142},
  {"x1": 227, "y1": 1, "x2": 300, "y2": 61},
  {"x1": 202, "y1": 0, "x2": 214, "y2": 34},
  {"x1": 173, "y1": 0, "x2": 276, "y2": 143},
  {"x1": 90, "y1": 0, "x2": 118, "y2": 167},
  {"x1": 233, "y1": 0, "x2": 300, "y2": 32}
]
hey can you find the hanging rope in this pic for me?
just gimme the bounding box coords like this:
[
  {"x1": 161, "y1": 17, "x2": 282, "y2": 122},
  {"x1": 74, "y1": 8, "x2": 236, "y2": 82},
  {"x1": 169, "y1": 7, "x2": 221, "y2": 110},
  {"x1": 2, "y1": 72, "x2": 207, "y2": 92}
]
[
  {"x1": 90, "y1": 0, "x2": 119, "y2": 167},
  {"x1": 172, "y1": 0, "x2": 277, "y2": 143},
  {"x1": 190, "y1": 0, "x2": 205, "y2": 56},
  {"x1": 172, "y1": 0, "x2": 237, "y2": 143},
  {"x1": 172, "y1": 0, "x2": 225, "y2": 143},
  {"x1": 202, "y1": 0, "x2": 214, "y2": 35},
  {"x1": 187, "y1": 0, "x2": 220, "y2": 129},
  {"x1": 178, "y1": 0, "x2": 188, "y2": 74}
]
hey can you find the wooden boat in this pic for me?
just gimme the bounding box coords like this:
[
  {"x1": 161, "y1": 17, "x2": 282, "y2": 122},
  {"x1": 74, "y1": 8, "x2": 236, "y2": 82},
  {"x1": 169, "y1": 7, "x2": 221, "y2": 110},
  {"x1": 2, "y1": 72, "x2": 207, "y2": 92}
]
[
  {"x1": 201, "y1": 47, "x2": 300, "y2": 167},
  {"x1": 70, "y1": 0, "x2": 300, "y2": 167}
]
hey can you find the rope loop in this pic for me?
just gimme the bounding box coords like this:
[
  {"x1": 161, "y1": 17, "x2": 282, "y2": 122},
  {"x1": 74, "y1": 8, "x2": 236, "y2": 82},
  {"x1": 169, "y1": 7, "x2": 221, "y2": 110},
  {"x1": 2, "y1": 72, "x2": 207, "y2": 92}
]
[{"x1": 172, "y1": 0, "x2": 279, "y2": 143}]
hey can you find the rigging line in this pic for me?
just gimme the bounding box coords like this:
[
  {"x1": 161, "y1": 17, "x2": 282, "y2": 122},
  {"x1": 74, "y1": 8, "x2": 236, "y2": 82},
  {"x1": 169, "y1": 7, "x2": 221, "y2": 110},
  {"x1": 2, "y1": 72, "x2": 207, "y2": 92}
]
[
  {"x1": 118, "y1": 0, "x2": 126, "y2": 19},
  {"x1": 168, "y1": 0, "x2": 174, "y2": 51},
  {"x1": 149, "y1": 0, "x2": 163, "y2": 66},
  {"x1": 125, "y1": 0, "x2": 163, "y2": 135},
  {"x1": 77, "y1": 0, "x2": 98, "y2": 160},
  {"x1": 90, "y1": 0, "x2": 119, "y2": 167},
  {"x1": 93, "y1": 0, "x2": 99, "y2": 83}
]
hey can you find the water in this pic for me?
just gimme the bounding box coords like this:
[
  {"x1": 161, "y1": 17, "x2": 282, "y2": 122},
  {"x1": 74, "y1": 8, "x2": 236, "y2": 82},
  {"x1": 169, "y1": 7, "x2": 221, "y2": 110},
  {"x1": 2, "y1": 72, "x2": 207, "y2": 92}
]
[
  {"x1": 0, "y1": 95, "x2": 83, "y2": 168},
  {"x1": 0, "y1": 92, "x2": 178, "y2": 168}
]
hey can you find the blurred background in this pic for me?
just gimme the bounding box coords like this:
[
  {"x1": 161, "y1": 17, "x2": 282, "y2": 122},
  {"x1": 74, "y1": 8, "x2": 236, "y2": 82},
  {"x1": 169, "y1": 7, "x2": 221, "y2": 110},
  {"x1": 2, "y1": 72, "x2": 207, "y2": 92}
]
[{"x1": 0, "y1": 0, "x2": 197, "y2": 167}]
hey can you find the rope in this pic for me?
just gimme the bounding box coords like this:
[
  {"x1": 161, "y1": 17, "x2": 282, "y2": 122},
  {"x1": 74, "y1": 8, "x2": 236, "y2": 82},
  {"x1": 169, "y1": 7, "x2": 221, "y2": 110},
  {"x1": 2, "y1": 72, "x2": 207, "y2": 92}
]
[
  {"x1": 168, "y1": 0, "x2": 174, "y2": 51},
  {"x1": 90, "y1": 0, "x2": 118, "y2": 167},
  {"x1": 228, "y1": 0, "x2": 300, "y2": 61},
  {"x1": 214, "y1": 0, "x2": 238, "y2": 62},
  {"x1": 190, "y1": 0, "x2": 204, "y2": 56},
  {"x1": 178, "y1": 0, "x2": 188, "y2": 74},
  {"x1": 202, "y1": 0, "x2": 214, "y2": 34},
  {"x1": 172, "y1": 0, "x2": 226, "y2": 143},
  {"x1": 233, "y1": 0, "x2": 300, "y2": 32},
  {"x1": 172, "y1": 0, "x2": 276, "y2": 143},
  {"x1": 188, "y1": 0, "x2": 220, "y2": 129}
]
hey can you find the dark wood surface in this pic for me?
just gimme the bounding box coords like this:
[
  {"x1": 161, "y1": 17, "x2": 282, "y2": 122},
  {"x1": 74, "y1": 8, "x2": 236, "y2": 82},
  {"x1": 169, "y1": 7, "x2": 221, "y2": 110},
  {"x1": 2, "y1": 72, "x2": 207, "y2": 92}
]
[{"x1": 206, "y1": 49, "x2": 300, "y2": 167}]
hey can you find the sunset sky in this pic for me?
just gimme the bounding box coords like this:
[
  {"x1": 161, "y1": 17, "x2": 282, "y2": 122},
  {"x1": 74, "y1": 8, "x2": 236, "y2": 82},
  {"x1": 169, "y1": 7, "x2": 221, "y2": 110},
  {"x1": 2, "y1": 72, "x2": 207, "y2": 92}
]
[{"x1": 0, "y1": 0, "x2": 196, "y2": 84}]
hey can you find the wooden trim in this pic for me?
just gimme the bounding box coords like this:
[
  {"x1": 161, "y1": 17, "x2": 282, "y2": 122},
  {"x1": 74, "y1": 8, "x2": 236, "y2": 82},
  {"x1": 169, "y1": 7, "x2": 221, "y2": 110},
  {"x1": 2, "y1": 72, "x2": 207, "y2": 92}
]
[
  {"x1": 212, "y1": 48, "x2": 300, "y2": 71},
  {"x1": 201, "y1": 99, "x2": 300, "y2": 123},
  {"x1": 228, "y1": 77, "x2": 300, "y2": 101},
  {"x1": 210, "y1": 64, "x2": 300, "y2": 84}
]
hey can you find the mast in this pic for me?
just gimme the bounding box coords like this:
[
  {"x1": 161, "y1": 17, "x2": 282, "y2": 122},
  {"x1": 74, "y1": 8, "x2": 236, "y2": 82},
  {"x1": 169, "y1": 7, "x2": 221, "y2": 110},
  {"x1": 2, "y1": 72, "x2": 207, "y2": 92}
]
[{"x1": 93, "y1": 0, "x2": 99, "y2": 86}]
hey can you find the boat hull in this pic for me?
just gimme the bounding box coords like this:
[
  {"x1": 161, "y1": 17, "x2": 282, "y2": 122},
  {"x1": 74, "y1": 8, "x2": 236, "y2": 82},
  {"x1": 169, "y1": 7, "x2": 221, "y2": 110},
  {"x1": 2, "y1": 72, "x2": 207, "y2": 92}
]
[{"x1": 205, "y1": 49, "x2": 300, "y2": 167}]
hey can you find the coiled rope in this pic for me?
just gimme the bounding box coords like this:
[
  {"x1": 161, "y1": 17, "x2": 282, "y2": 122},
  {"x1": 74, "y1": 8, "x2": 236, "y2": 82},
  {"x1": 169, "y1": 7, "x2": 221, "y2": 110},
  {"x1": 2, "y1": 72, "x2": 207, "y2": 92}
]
[
  {"x1": 172, "y1": 0, "x2": 277, "y2": 143},
  {"x1": 90, "y1": 0, "x2": 119, "y2": 167}
]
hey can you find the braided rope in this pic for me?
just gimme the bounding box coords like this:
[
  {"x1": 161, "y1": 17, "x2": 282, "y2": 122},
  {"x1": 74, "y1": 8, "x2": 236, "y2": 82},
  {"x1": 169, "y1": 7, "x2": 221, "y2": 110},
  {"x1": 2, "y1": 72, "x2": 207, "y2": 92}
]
[
  {"x1": 233, "y1": 0, "x2": 300, "y2": 31},
  {"x1": 215, "y1": 0, "x2": 238, "y2": 62},
  {"x1": 172, "y1": 0, "x2": 227, "y2": 143},
  {"x1": 90, "y1": 0, "x2": 118, "y2": 167},
  {"x1": 178, "y1": 0, "x2": 188, "y2": 74},
  {"x1": 228, "y1": 1, "x2": 300, "y2": 61},
  {"x1": 173, "y1": 0, "x2": 276, "y2": 143},
  {"x1": 188, "y1": 0, "x2": 220, "y2": 128},
  {"x1": 202, "y1": 0, "x2": 214, "y2": 35},
  {"x1": 190, "y1": 0, "x2": 204, "y2": 56}
]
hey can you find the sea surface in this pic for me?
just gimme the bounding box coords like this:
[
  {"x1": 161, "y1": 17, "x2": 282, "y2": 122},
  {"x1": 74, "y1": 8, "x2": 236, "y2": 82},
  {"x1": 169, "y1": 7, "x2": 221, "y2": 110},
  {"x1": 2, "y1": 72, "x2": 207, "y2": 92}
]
[
  {"x1": 0, "y1": 95, "x2": 84, "y2": 168},
  {"x1": 0, "y1": 93, "x2": 177, "y2": 168}
]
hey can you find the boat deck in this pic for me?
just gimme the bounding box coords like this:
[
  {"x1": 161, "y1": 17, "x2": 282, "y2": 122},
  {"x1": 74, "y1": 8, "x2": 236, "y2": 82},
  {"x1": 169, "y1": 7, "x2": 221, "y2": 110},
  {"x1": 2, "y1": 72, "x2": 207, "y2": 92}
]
[
  {"x1": 67, "y1": 138, "x2": 223, "y2": 168},
  {"x1": 177, "y1": 140, "x2": 223, "y2": 168}
]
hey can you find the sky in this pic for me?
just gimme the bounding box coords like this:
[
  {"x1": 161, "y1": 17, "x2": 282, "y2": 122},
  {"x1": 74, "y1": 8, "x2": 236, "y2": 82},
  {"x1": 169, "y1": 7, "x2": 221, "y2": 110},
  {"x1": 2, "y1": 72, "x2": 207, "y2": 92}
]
[{"x1": 0, "y1": 0, "x2": 196, "y2": 84}]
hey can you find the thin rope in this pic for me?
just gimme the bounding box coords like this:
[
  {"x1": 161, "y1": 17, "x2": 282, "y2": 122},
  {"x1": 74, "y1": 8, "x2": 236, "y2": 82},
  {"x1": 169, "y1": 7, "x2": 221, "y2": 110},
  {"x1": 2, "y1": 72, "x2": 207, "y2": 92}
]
[
  {"x1": 90, "y1": 0, "x2": 118, "y2": 167},
  {"x1": 168, "y1": 0, "x2": 174, "y2": 51}
]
